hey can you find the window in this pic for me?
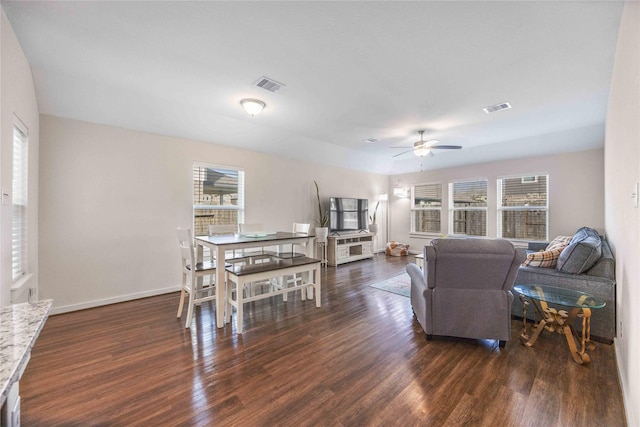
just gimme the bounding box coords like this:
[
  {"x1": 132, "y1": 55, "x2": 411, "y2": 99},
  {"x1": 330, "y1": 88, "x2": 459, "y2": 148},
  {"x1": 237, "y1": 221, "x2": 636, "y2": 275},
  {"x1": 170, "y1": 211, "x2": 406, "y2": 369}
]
[
  {"x1": 193, "y1": 164, "x2": 244, "y2": 236},
  {"x1": 498, "y1": 174, "x2": 548, "y2": 241},
  {"x1": 411, "y1": 183, "x2": 442, "y2": 234},
  {"x1": 449, "y1": 179, "x2": 487, "y2": 237},
  {"x1": 12, "y1": 125, "x2": 28, "y2": 281}
]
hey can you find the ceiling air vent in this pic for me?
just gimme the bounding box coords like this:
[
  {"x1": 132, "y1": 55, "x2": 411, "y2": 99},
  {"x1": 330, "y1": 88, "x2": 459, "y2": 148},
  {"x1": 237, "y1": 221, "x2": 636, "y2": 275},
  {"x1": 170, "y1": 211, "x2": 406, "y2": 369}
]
[
  {"x1": 483, "y1": 102, "x2": 512, "y2": 114},
  {"x1": 254, "y1": 76, "x2": 285, "y2": 93},
  {"x1": 362, "y1": 138, "x2": 379, "y2": 144}
]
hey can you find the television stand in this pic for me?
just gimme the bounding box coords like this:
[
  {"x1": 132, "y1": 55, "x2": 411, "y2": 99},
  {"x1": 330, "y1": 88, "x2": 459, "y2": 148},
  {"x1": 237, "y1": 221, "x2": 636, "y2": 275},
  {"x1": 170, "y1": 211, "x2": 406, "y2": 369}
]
[{"x1": 327, "y1": 232, "x2": 374, "y2": 266}]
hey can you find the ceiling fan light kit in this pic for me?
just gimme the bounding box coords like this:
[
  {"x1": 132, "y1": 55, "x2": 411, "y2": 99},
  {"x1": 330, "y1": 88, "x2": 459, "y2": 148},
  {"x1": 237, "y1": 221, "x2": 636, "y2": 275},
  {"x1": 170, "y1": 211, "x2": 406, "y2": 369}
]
[
  {"x1": 413, "y1": 145, "x2": 430, "y2": 157},
  {"x1": 392, "y1": 130, "x2": 462, "y2": 158}
]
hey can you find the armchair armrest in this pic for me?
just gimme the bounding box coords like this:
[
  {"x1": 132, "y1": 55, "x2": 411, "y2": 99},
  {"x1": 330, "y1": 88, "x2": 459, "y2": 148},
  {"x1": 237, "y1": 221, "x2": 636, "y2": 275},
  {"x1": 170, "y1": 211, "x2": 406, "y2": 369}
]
[{"x1": 407, "y1": 263, "x2": 426, "y2": 290}]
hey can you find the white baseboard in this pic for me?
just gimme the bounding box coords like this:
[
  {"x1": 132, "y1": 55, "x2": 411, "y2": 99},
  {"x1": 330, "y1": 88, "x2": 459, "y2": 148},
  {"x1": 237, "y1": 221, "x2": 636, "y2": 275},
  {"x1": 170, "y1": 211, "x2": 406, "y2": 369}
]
[{"x1": 50, "y1": 285, "x2": 181, "y2": 315}]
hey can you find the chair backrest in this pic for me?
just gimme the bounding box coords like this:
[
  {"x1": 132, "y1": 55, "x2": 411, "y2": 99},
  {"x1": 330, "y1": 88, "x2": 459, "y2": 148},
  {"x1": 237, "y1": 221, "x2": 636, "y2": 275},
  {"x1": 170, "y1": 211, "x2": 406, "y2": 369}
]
[
  {"x1": 239, "y1": 223, "x2": 263, "y2": 233},
  {"x1": 209, "y1": 224, "x2": 236, "y2": 235},
  {"x1": 293, "y1": 222, "x2": 311, "y2": 234},
  {"x1": 177, "y1": 227, "x2": 195, "y2": 269},
  {"x1": 426, "y1": 238, "x2": 525, "y2": 291}
]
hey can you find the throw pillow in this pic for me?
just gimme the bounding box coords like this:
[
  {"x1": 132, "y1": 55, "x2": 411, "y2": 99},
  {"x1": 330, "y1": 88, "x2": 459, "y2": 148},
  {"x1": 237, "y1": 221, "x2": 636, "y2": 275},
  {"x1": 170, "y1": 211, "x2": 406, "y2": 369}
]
[
  {"x1": 523, "y1": 248, "x2": 564, "y2": 268},
  {"x1": 546, "y1": 235, "x2": 573, "y2": 251},
  {"x1": 556, "y1": 227, "x2": 602, "y2": 274}
]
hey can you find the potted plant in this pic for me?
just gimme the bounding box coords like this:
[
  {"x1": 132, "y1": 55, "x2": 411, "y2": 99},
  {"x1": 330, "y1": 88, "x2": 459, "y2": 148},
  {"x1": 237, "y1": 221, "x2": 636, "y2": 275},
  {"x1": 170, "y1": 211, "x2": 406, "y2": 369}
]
[
  {"x1": 369, "y1": 201, "x2": 379, "y2": 234},
  {"x1": 314, "y1": 180, "x2": 329, "y2": 241}
]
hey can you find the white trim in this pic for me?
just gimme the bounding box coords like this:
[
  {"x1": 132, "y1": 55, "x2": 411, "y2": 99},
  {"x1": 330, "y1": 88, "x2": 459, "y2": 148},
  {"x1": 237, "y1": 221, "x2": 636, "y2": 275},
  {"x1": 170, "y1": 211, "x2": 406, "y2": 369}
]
[
  {"x1": 498, "y1": 171, "x2": 548, "y2": 180},
  {"x1": 193, "y1": 204, "x2": 242, "y2": 210},
  {"x1": 50, "y1": 285, "x2": 181, "y2": 315},
  {"x1": 193, "y1": 160, "x2": 244, "y2": 172},
  {"x1": 13, "y1": 113, "x2": 29, "y2": 135}
]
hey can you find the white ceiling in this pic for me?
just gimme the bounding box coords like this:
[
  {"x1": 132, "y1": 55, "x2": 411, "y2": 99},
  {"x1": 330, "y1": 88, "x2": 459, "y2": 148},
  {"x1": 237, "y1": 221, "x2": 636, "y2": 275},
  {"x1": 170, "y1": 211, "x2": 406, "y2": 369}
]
[{"x1": 2, "y1": 1, "x2": 624, "y2": 175}]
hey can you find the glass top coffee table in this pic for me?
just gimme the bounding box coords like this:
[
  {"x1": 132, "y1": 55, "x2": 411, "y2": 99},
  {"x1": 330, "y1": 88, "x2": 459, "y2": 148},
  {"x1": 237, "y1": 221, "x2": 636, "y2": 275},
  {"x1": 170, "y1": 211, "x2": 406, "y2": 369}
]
[{"x1": 513, "y1": 284, "x2": 606, "y2": 365}]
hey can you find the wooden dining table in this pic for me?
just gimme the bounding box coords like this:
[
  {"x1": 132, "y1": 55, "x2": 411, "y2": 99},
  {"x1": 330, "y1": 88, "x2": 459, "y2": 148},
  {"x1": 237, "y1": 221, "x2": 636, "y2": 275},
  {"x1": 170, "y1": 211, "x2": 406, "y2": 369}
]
[{"x1": 194, "y1": 231, "x2": 317, "y2": 328}]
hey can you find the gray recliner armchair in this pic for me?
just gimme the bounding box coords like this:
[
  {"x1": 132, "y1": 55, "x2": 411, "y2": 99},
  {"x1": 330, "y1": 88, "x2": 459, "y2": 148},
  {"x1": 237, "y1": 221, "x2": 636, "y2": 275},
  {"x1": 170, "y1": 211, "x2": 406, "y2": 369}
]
[{"x1": 406, "y1": 238, "x2": 526, "y2": 347}]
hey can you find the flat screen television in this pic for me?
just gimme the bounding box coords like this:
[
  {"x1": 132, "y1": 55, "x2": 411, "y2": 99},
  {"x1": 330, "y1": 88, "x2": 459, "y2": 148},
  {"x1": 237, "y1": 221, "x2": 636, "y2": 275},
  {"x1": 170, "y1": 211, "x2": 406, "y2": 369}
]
[{"x1": 329, "y1": 197, "x2": 368, "y2": 233}]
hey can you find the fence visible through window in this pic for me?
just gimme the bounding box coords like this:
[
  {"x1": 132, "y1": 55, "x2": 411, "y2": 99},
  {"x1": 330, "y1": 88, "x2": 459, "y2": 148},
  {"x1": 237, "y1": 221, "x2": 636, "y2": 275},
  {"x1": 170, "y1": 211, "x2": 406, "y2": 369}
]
[
  {"x1": 450, "y1": 180, "x2": 487, "y2": 237},
  {"x1": 411, "y1": 183, "x2": 442, "y2": 234},
  {"x1": 193, "y1": 164, "x2": 244, "y2": 237},
  {"x1": 498, "y1": 174, "x2": 548, "y2": 241}
]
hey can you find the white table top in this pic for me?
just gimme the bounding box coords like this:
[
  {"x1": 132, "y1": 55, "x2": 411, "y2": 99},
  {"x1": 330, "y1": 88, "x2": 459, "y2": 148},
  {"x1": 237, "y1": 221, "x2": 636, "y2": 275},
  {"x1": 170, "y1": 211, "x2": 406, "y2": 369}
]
[{"x1": 195, "y1": 231, "x2": 313, "y2": 247}]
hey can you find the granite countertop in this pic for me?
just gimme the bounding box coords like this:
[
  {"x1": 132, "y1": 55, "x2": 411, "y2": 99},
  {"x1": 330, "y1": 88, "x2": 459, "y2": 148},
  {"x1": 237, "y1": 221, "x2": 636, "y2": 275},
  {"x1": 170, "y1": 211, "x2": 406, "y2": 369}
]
[{"x1": 0, "y1": 299, "x2": 52, "y2": 407}]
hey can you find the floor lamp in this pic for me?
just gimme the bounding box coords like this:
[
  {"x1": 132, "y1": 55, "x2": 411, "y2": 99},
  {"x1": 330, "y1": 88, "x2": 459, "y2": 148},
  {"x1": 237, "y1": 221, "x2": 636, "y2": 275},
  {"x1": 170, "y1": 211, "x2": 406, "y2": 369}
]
[{"x1": 378, "y1": 193, "x2": 388, "y2": 251}]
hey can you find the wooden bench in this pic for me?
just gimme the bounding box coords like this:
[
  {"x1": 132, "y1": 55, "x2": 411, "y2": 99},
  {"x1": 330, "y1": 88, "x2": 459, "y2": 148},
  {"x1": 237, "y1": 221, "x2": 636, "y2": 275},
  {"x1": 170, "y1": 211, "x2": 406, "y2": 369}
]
[{"x1": 224, "y1": 256, "x2": 322, "y2": 333}]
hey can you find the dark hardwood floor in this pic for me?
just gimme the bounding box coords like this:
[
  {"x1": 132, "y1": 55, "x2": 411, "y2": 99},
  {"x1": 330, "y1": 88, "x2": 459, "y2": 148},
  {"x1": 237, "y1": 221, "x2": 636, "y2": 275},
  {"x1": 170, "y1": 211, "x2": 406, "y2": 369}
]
[{"x1": 21, "y1": 256, "x2": 626, "y2": 426}]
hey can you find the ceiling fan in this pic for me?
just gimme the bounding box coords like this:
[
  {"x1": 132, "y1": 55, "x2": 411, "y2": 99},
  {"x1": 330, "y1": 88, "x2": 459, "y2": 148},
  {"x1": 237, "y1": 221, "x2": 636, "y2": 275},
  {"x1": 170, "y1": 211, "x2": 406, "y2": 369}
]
[{"x1": 391, "y1": 130, "x2": 462, "y2": 158}]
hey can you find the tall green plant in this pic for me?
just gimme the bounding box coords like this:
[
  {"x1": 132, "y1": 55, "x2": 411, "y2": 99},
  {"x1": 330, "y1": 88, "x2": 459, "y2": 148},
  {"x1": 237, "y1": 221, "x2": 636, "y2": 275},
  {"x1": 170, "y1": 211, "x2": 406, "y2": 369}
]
[{"x1": 314, "y1": 180, "x2": 329, "y2": 227}]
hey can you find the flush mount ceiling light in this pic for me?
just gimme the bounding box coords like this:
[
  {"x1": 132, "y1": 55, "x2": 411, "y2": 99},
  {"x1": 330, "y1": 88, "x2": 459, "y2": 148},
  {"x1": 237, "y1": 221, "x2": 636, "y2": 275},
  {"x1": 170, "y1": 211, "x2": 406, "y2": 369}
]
[{"x1": 240, "y1": 98, "x2": 266, "y2": 116}]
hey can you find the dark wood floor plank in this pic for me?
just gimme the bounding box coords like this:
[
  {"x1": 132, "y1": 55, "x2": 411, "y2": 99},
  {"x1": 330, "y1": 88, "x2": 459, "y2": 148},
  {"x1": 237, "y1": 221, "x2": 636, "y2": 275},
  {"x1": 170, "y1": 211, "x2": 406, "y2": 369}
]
[{"x1": 20, "y1": 256, "x2": 626, "y2": 426}]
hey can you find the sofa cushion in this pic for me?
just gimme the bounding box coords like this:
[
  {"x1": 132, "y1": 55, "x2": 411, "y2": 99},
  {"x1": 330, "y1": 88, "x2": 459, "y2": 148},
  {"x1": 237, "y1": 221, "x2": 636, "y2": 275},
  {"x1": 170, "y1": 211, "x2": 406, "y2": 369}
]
[
  {"x1": 557, "y1": 227, "x2": 602, "y2": 274},
  {"x1": 546, "y1": 235, "x2": 573, "y2": 251},
  {"x1": 523, "y1": 248, "x2": 564, "y2": 268}
]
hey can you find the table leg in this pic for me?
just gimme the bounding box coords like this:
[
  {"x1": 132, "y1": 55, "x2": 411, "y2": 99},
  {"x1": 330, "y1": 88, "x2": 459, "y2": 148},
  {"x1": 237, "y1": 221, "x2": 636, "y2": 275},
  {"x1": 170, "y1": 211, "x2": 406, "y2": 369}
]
[
  {"x1": 196, "y1": 243, "x2": 204, "y2": 304},
  {"x1": 304, "y1": 237, "x2": 315, "y2": 299},
  {"x1": 519, "y1": 298, "x2": 594, "y2": 365},
  {"x1": 519, "y1": 294, "x2": 530, "y2": 340},
  {"x1": 562, "y1": 307, "x2": 592, "y2": 365},
  {"x1": 215, "y1": 245, "x2": 226, "y2": 328}
]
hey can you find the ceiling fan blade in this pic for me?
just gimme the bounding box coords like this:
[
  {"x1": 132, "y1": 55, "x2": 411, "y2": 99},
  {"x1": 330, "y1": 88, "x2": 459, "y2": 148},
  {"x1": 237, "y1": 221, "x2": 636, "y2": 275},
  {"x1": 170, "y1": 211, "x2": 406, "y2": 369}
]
[
  {"x1": 389, "y1": 146, "x2": 412, "y2": 149},
  {"x1": 429, "y1": 145, "x2": 462, "y2": 150},
  {"x1": 392, "y1": 149, "x2": 414, "y2": 158}
]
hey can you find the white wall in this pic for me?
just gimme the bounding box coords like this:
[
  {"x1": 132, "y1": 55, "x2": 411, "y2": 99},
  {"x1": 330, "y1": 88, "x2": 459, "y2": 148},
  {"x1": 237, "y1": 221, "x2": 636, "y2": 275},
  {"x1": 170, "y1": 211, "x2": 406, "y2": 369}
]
[
  {"x1": 0, "y1": 8, "x2": 39, "y2": 307},
  {"x1": 38, "y1": 115, "x2": 387, "y2": 313},
  {"x1": 388, "y1": 149, "x2": 604, "y2": 251},
  {"x1": 605, "y1": 2, "x2": 640, "y2": 426}
]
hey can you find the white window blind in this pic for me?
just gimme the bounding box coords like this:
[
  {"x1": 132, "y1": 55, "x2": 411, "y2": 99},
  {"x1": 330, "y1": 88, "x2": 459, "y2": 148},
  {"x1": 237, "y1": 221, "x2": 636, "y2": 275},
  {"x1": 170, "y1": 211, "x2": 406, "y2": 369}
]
[
  {"x1": 449, "y1": 179, "x2": 487, "y2": 237},
  {"x1": 12, "y1": 126, "x2": 28, "y2": 282},
  {"x1": 498, "y1": 174, "x2": 549, "y2": 241},
  {"x1": 193, "y1": 164, "x2": 245, "y2": 236},
  {"x1": 411, "y1": 183, "x2": 442, "y2": 234}
]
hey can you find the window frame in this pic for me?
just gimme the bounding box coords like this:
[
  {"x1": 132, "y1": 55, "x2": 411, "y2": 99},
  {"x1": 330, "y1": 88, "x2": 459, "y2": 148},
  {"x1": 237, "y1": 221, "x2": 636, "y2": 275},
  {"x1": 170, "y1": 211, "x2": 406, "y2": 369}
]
[
  {"x1": 193, "y1": 162, "x2": 245, "y2": 237},
  {"x1": 448, "y1": 178, "x2": 488, "y2": 237},
  {"x1": 497, "y1": 173, "x2": 549, "y2": 242},
  {"x1": 410, "y1": 182, "x2": 443, "y2": 235},
  {"x1": 12, "y1": 120, "x2": 29, "y2": 282}
]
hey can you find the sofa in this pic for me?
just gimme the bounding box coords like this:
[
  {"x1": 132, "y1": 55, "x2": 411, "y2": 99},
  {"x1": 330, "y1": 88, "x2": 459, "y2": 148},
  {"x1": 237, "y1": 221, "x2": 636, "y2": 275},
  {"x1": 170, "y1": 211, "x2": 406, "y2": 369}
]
[{"x1": 512, "y1": 227, "x2": 616, "y2": 343}]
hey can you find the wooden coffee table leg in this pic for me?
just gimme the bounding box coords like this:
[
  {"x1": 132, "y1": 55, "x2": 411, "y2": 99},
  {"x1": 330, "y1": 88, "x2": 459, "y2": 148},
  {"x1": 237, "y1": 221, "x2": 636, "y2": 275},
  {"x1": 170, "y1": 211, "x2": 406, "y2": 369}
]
[
  {"x1": 519, "y1": 295, "x2": 530, "y2": 340},
  {"x1": 521, "y1": 317, "x2": 548, "y2": 347},
  {"x1": 563, "y1": 307, "x2": 591, "y2": 365}
]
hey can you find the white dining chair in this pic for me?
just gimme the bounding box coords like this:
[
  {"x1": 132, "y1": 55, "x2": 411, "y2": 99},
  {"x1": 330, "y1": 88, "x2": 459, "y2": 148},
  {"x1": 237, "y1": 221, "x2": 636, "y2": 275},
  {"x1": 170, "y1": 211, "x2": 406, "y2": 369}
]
[
  {"x1": 272, "y1": 222, "x2": 311, "y2": 259},
  {"x1": 209, "y1": 224, "x2": 237, "y2": 235},
  {"x1": 176, "y1": 227, "x2": 221, "y2": 328},
  {"x1": 238, "y1": 223, "x2": 271, "y2": 258},
  {"x1": 270, "y1": 222, "x2": 312, "y2": 300},
  {"x1": 239, "y1": 223, "x2": 264, "y2": 233}
]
